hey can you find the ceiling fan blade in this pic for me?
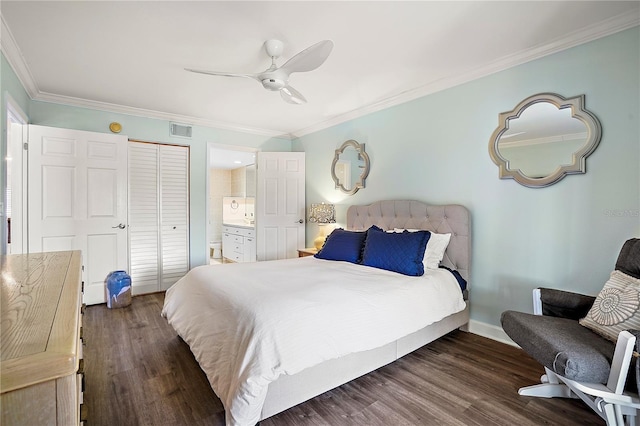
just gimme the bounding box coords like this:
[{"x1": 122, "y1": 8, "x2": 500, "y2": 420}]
[
  {"x1": 185, "y1": 68, "x2": 257, "y2": 80},
  {"x1": 279, "y1": 40, "x2": 334, "y2": 74},
  {"x1": 280, "y1": 86, "x2": 307, "y2": 105}
]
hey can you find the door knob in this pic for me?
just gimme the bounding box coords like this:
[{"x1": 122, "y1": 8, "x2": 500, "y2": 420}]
[
  {"x1": 112, "y1": 223, "x2": 126, "y2": 229},
  {"x1": 297, "y1": 219, "x2": 304, "y2": 224}
]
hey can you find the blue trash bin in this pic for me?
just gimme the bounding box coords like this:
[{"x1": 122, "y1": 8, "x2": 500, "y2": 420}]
[{"x1": 106, "y1": 270, "x2": 132, "y2": 308}]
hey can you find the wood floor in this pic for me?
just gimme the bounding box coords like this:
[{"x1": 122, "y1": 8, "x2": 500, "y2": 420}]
[{"x1": 84, "y1": 293, "x2": 603, "y2": 425}]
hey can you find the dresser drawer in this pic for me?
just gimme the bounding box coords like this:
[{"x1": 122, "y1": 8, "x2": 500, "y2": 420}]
[
  {"x1": 77, "y1": 371, "x2": 84, "y2": 403},
  {"x1": 226, "y1": 252, "x2": 243, "y2": 262},
  {"x1": 222, "y1": 233, "x2": 243, "y2": 243},
  {"x1": 222, "y1": 225, "x2": 255, "y2": 238}
]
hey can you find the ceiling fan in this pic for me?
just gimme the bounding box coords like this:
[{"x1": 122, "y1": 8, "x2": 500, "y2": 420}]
[{"x1": 185, "y1": 39, "x2": 333, "y2": 105}]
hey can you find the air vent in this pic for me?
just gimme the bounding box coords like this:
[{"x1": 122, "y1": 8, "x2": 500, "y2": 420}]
[{"x1": 170, "y1": 123, "x2": 192, "y2": 138}]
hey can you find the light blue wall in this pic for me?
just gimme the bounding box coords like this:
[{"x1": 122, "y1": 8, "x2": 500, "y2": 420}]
[
  {"x1": 1, "y1": 54, "x2": 30, "y2": 113},
  {"x1": 1, "y1": 51, "x2": 291, "y2": 264},
  {"x1": 294, "y1": 27, "x2": 640, "y2": 327}
]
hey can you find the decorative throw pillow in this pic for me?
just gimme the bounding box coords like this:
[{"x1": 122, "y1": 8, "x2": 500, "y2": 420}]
[
  {"x1": 579, "y1": 270, "x2": 640, "y2": 342},
  {"x1": 424, "y1": 232, "x2": 452, "y2": 269},
  {"x1": 314, "y1": 228, "x2": 367, "y2": 263},
  {"x1": 361, "y1": 229, "x2": 430, "y2": 276},
  {"x1": 393, "y1": 228, "x2": 452, "y2": 269}
]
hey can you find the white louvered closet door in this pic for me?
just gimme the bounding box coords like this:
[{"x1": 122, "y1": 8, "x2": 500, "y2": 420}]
[
  {"x1": 159, "y1": 144, "x2": 190, "y2": 290},
  {"x1": 128, "y1": 141, "x2": 189, "y2": 294},
  {"x1": 128, "y1": 142, "x2": 160, "y2": 295}
]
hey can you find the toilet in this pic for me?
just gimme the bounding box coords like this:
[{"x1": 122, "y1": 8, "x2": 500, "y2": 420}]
[{"x1": 210, "y1": 241, "x2": 222, "y2": 259}]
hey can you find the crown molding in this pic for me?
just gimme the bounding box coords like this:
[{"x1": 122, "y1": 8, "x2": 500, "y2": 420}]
[
  {"x1": 2, "y1": 10, "x2": 637, "y2": 141},
  {"x1": 33, "y1": 90, "x2": 292, "y2": 139},
  {"x1": 290, "y1": 12, "x2": 639, "y2": 138}
]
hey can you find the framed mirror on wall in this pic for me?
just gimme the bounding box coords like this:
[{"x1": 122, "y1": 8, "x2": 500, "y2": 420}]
[
  {"x1": 489, "y1": 93, "x2": 602, "y2": 188},
  {"x1": 331, "y1": 140, "x2": 370, "y2": 195}
]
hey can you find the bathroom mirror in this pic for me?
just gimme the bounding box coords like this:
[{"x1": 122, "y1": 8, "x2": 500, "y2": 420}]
[
  {"x1": 245, "y1": 164, "x2": 256, "y2": 197},
  {"x1": 331, "y1": 139, "x2": 370, "y2": 195},
  {"x1": 489, "y1": 93, "x2": 602, "y2": 188}
]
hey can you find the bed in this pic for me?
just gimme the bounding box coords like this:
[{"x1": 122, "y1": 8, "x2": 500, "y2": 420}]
[{"x1": 162, "y1": 200, "x2": 471, "y2": 426}]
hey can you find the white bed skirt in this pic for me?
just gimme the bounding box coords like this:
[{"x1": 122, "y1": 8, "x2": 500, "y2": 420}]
[{"x1": 260, "y1": 302, "x2": 469, "y2": 420}]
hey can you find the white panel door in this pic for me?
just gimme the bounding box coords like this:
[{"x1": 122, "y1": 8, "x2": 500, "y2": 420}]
[
  {"x1": 28, "y1": 125, "x2": 128, "y2": 305},
  {"x1": 256, "y1": 152, "x2": 305, "y2": 261},
  {"x1": 7, "y1": 120, "x2": 26, "y2": 254},
  {"x1": 159, "y1": 144, "x2": 190, "y2": 290}
]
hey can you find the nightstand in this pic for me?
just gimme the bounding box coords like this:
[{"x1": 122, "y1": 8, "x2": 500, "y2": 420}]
[{"x1": 298, "y1": 248, "x2": 318, "y2": 257}]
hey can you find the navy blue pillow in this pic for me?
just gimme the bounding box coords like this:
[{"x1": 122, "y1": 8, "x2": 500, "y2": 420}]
[
  {"x1": 361, "y1": 229, "x2": 430, "y2": 276},
  {"x1": 439, "y1": 265, "x2": 467, "y2": 291},
  {"x1": 314, "y1": 228, "x2": 367, "y2": 263}
]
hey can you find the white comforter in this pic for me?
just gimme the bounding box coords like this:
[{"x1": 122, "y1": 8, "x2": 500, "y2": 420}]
[{"x1": 161, "y1": 256, "x2": 466, "y2": 426}]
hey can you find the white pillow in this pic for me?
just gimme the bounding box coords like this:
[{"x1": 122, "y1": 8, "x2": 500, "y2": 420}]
[{"x1": 393, "y1": 228, "x2": 452, "y2": 269}]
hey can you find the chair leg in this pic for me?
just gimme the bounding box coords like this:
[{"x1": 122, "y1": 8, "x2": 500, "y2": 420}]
[
  {"x1": 543, "y1": 367, "x2": 560, "y2": 384},
  {"x1": 519, "y1": 368, "x2": 577, "y2": 398},
  {"x1": 601, "y1": 402, "x2": 623, "y2": 426},
  {"x1": 519, "y1": 383, "x2": 576, "y2": 398},
  {"x1": 625, "y1": 412, "x2": 638, "y2": 426},
  {"x1": 624, "y1": 407, "x2": 640, "y2": 426}
]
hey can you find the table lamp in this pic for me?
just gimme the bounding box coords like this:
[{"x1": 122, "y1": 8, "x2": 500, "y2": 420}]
[{"x1": 308, "y1": 203, "x2": 336, "y2": 250}]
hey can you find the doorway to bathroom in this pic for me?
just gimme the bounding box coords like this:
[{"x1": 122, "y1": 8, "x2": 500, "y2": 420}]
[{"x1": 206, "y1": 144, "x2": 257, "y2": 265}]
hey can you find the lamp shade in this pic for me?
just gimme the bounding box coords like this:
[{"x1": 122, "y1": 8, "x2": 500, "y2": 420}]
[{"x1": 308, "y1": 203, "x2": 336, "y2": 224}]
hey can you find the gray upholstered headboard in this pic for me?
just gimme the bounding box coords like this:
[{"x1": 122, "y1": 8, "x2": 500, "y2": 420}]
[{"x1": 346, "y1": 200, "x2": 471, "y2": 287}]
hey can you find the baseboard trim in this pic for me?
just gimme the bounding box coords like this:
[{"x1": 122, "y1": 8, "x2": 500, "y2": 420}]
[{"x1": 467, "y1": 319, "x2": 520, "y2": 348}]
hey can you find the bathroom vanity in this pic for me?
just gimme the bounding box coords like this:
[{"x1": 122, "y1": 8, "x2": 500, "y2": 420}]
[
  {"x1": 222, "y1": 224, "x2": 256, "y2": 263},
  {"x1": 220, "y1": 196, "x2": 256, "y2": 263}
]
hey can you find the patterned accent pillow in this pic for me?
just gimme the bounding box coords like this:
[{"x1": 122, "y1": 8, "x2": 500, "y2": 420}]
[
  {"x1": 361, "y1": 229, "x2": 430, "y2": 276},
  {"x1": 580, "y1": 270, "x2": 640, "y2": 342}
]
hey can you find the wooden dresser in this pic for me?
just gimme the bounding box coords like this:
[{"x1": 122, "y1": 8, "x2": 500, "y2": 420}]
[{"x1": 1, "y1": 251, "x2": 86, "y2": 425}]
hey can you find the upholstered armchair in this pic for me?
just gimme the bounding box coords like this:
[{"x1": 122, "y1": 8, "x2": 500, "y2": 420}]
[{"x1": 502, "y1": 238, "x2": 640, "y2": 426}]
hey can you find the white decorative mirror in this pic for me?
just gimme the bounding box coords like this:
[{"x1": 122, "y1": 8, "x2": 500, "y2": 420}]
[
  {"x1": 331, "y1": 139, "x2": 370, "y2": 195},
  {"x1": 489, "y1": 93, "x2": 602, "y2": 188}
]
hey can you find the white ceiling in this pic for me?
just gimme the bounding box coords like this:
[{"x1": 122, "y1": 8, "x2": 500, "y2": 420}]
[
  {"x1": 210, "y1": 147, "x2": 256, "y2": 170},
  {"x1": 1, "y1": 1, "x2": 638, "y2": 139}
]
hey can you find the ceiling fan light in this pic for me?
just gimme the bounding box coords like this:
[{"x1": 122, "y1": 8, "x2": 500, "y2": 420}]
[{"x1": 261, "y1": 78, "x2": 286, "y2": 91}]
